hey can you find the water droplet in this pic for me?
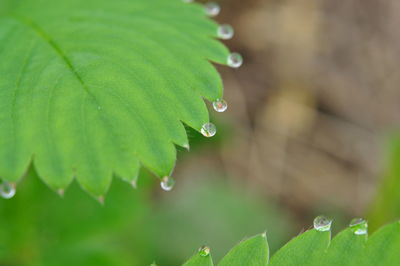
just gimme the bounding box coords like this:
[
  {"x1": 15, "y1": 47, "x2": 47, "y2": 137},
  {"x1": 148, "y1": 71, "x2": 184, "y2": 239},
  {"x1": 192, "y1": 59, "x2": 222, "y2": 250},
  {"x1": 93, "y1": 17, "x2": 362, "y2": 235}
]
[
  {"x1": 201, "y1": 123, "x2": 216, "y2": 137},
  {"x1": 182, "y1": 0, "x2": 193, "y2": 2},
  {"x1": 183, "y1": 143, "x2": 190, "y2": 150},
  {"x1": 217, "y1": 24, "x2": 234, "y2": 40},
  {"x1": 313, "y1": 215, "x2": 332, "y2": 232},
  {"x1": 213, "y1": 99, "x2": 228, "y2": 112},
  {"x1": 205, "y1": 2, "x2": 220, "y2": 17},
  {"x1": 227, "y1": 53, "x2": 243, "y2": 68},
  {"x1": 198, "y1": 246, "x2": 210, "y2": 257},
  {"x1": 160, "y1": 176, "x2": 175, "y2": 191},
  {"x1": 0, "y1": 182, "x2": 16, "y2": 199},
  {"x1": 349, "y1": 218, "x2": 368, "y2": 235}
]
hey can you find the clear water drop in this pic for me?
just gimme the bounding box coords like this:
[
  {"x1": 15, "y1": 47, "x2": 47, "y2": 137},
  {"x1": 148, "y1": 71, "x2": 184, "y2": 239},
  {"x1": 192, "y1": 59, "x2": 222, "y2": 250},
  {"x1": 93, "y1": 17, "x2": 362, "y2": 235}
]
[
  {"x1": 201, "y1": 123, "x2": 217, "y2": 137},
  {"x1": 182, "y1": 0, "x2": 193, "y2": 3},
  {"x1": 161, "y1": 176, "x2": 175, "y2": 191},
  {"x1": 205, "y1": 2, "x2": 220, "y2": 17},
  {"x1": 227, "y1": 53, "x2": 243, "y2": 68},
  {"x1": 0, "y1": 182, "x2": 16, "y2": 199},
  {"x1": 313, "y1": 215, "x2": 332, "y2": 232},
  {"x1": 198, "y1": 246, "x2": 210, "y2": 257},
  {"x1": 213, "y1": 99, "x2": 228, "y2": 112},
  {"x1": 349, "y1": 218, "x2": 368, "y2": 235},
  {"x1": 217, "y1": 24, "x2": 234, "y2": 40}
]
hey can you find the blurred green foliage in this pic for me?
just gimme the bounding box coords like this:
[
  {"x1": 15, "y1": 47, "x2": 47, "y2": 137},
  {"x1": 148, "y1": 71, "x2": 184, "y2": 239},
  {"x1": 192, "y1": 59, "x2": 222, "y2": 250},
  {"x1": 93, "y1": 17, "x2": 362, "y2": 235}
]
[
  {"x1": 0, "y1": 168, "x2": 292, "y2": 266},
  {"x1": 368, "y1": 136, "x2": 400, "y2": 231},
  {"x1": 147, "y1": 176, "x2": 293, "y2": 264}
]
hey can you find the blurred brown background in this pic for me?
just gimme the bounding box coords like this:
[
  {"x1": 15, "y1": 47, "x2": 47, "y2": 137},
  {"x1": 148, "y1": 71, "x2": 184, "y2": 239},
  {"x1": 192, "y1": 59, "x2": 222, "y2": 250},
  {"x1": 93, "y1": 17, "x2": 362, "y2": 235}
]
[{"x1": 179, "y1": 0, "x2": 400, "y2": 227}]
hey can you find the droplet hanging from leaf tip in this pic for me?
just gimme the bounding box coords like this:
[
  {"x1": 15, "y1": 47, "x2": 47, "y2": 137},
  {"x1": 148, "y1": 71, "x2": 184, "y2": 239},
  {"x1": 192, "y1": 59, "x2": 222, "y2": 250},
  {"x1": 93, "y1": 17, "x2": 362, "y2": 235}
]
[
  {"x1": 227, "y1": 53, "x2": 243, "y2": 68},
  {"x1": 198, "y1": 246, "x2": 211, "y2": 257},
  {"x1": 218, "y1": 24, "x2": 234, "y2": 40},
  {"x1": 183, "y1": 143, "x2": 190, "y2": 150},
  {"x1": 160, "y1": 176, "x2": 175, "y2": 191},
  {"x1": 0, "y1": 181, "x2": 16, "y2": 199},
  {"x1": 213, "y1": 99, "x2": 228, "y2": 112},
  {"x1": 349, "y1": 218, "x2": 368, "y2": 235},
  {"x1": 205, "y1": 2, "x2": 220, "y2": 17},
  {"x1": 201, "y1": 123, "x2": 217, "y2": 137},
  {"x1": 313, "y1": 215, "x2": 332, "y2": 232}
]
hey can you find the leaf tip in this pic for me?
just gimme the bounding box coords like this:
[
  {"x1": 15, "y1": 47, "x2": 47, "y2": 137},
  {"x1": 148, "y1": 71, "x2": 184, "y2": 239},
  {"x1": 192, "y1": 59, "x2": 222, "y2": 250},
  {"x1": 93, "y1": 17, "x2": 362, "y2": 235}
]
[
  {"x1": 57, "y1": 189, "x2": 65, "y2": 198},
  {"x1": 97, "y1": 195, "x2": 105, "y2": 205},
  {"x1": 130, "y1": 180, "x2": 138, "y2": 189}
]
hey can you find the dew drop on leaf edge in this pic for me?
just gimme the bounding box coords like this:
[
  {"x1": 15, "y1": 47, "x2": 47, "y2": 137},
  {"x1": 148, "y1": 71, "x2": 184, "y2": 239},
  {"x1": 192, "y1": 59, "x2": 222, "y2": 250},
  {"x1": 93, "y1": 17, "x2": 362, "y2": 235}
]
[
  {"x1": 227, "y1": 53, "x2": 243, "y2": 68},
  {"x1": 213, "y1": 99, "x2": 228, "y2": 112},
  {"x1": 201, "y1": 123, "x2": 217, "y2": 137},
  {"x1": 0, "y1": 181, "x2": 16, "y2": 199},
  {"x1": 349, "y1": 218, "x2": 368, "y2": 235},
  {"x1": 198, "y1": 246, "x2": 210, "y2": 257},
  {"x1": 217, "y1": 24, "x2": 234, "y2": 40},
  {"x1": 313, "y1": 215, "x2": 332, "y2": 232},
  {"x1": 205, "y1": 2, "x2": 220, "y2": 17},
  {"x1": 161, "y1": 176, "x2": 175, "y2": 191}
]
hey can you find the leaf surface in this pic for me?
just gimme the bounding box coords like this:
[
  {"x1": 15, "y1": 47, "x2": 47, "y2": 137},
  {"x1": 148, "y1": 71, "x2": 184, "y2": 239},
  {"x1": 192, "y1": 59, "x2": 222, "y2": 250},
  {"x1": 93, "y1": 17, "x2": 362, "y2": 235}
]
[
  {"x1": 322, "y1": 227, "x2": 366, "y2": 266},
  {"x1": 0, "y1": 0, "x2": 229, "y2": 195},
  {"x1": 357, "y1": 221, "x2": 400, "y2": 266},
  {"x1": 269, "y1": 229, "x2": 330, "y2": 266},
  {"x1": 218, "y1": 234, "x2": 269, "y2": 266},
  {"x1": 182, "y1": 221, "x2": 400, "y2": 266},
  {"x1": 183, "y1": 250, "x2": 213, "y2": 266}
]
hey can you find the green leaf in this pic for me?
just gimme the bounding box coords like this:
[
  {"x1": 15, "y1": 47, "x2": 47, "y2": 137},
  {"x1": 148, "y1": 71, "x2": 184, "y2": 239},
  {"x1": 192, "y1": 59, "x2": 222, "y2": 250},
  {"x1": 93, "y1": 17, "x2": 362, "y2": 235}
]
[
  {"x1": 322, "y1": 226, "x2": 367, "y2": 266},
  {"x1": 183, "y1": 247, "x2": 213, "y2": 266},
  {"x1": 218, "y1": 234, "x2": 269, "y2": 266},
  {"x1": 269, "y1": 229, "x2": 330, "y2": 266},
  {"x1": 357, "y1": 221, "x2": 400, "y2": 266},
  {"x1": 0, "y1": 0, "x2": 230, "y2": 196},
  {"x1": 182, "y1": 220, "x2": 400, "y2": 266}
]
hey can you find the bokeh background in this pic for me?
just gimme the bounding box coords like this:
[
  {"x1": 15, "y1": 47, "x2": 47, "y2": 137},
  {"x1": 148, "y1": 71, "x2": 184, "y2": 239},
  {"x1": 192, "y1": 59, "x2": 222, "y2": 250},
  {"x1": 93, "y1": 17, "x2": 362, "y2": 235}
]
[{"x1": 1, "y1": 0, "x2": 400, "y2": 265}]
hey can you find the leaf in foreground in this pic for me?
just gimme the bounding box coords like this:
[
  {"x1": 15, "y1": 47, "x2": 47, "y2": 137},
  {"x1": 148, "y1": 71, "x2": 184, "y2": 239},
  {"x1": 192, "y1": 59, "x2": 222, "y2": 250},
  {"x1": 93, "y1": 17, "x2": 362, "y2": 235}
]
[
  {"x1": 0, "y1": 0, "x2": 231, "y2": 196},
  {"x1": 182, "y1": 220, "x2": 400, "y2": 266}
]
